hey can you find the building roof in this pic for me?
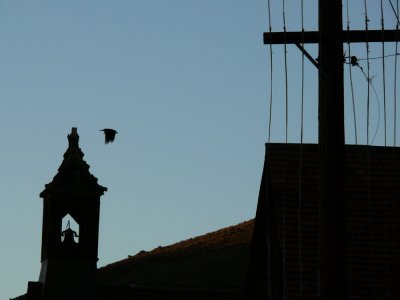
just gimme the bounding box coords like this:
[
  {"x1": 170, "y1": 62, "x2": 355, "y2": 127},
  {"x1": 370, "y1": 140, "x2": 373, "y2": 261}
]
[
  {"x1": 98, "y1": 219, "x2": 253, "y2": 295},
  {"x1": 245, "y1": 143, "x2": 400, "y2": 299},
  {"x1": 40, "y1": 128, "x2": 107, "y2": 197}
]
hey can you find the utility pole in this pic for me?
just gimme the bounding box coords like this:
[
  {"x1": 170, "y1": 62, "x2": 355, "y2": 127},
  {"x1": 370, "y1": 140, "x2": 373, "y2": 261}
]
[
  {"x1": 263, "y1": 1, "x2": 400, "y2": 299},
  {"x1": 318, "y1": 2, "x2": 345, "y2": 299}
]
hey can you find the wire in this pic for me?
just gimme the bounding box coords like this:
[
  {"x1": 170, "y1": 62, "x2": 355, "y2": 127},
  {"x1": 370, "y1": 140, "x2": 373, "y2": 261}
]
[
  {"x1": 395, "y1": 0, "x2": 399, "y2": 146},
  {"x1": 266, "y1": 1, "x2": 274, "y2": 295},
  {"x1": 346, "y1": 0, "x2": 358, "y2": 145},
  {"x1": 381, "y1": 0, "x2": 387, "y2": 146},
  {"x1": 345, "y1": 1, "x2": 355, "y2": 295},
  {"x1": 281, "y1": 3, "x2": 288, "y2": 296},
  {"x1": 298, "y1": 1, "x2": 305, "y2": 297},
  {"x1": 387, "y1": 0, "x2": 400, "y2": 26},
  {"x1": 364, "y1": 0, "x2": 372, "y2": 145},
  {"x1": 381, "y1": 0, "x2": 389, "y2": 281},
  {"x1": 300, "y1": 3, "x2": 305, "y2": 147},
  {"x1": 353, "y1": 53, "x2": 400, "y2": 60},
  {"x1": 394, "y1": 4, "x2": 399, "y2": 290},
  {"x1": 363, "y1": 1, "x2": 376, "y2": 293},
  {"x1": 267, "y1": 0, "x2": 274, "y2": 143},
  {"x1": 282, "y1": 0, "x2": 288, "y2": 143},
  {"x1": 281, "y1": 2, "x2": 288, "y2": 296},
  {"x1": 348, "y1": 59, "x2": 381, "y2": 145}
]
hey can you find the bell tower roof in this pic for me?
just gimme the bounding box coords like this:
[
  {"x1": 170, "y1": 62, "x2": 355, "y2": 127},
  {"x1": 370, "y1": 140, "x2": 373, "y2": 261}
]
[{"x1": 40, "y1": 127, "x2": 107, "y2": 197}]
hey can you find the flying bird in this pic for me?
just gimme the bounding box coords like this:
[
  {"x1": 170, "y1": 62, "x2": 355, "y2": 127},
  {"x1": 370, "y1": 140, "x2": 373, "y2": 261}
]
[{"x1": 100, "y1": 128, "x2": 118, "y2": 144}]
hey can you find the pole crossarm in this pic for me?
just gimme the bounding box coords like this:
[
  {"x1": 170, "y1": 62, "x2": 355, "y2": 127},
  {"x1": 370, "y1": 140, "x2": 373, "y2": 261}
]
[{"x1": 264, "y1": 29, "x2": 400, "y2": 44}]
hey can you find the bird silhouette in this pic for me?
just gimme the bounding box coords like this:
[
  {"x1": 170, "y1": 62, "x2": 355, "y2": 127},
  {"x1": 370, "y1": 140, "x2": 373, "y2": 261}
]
[{"x1": 100, "y1": 129, "x2": 118, "y2": 144}]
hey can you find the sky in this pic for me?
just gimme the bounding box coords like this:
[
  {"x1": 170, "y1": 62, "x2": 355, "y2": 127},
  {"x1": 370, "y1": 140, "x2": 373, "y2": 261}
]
[{"x1": 1, "y1": 1, "x2": 399, "y2": 299}]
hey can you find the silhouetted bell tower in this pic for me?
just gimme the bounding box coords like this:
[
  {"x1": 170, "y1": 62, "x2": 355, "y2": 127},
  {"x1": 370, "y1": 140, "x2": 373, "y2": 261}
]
[{"x1": 37, "y1": 127, "x2": 107, "y2": 300}]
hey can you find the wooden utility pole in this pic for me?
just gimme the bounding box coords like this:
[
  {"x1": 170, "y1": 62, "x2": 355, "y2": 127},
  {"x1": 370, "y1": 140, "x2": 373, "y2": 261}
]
[
  {"x1": 318, "y1": 2, "x2": 345, "y2": 299},
  {"x1": 263, "y1": 1, "x2": 400, "y2": 299}
]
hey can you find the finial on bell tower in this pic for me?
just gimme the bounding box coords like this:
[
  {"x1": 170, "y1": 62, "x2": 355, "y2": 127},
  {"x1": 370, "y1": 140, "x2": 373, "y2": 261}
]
[{"x1": 67, "y1": 127, "x2": 79, "y2": 149}]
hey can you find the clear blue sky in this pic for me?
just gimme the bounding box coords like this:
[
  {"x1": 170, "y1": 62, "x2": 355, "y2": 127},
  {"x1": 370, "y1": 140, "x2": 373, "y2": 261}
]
[{"x1": 1, "y1": 1, "x2": 398, "y2": 298}]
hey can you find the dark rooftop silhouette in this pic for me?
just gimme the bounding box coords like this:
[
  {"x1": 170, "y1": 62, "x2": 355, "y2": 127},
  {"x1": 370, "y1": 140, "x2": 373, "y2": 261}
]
[
  {"x1": 98, "y1": 219, "x2": 253, "y2": 288},
  {"x1": 97, "y1": 220, "x2": 253, "y2": 299}
]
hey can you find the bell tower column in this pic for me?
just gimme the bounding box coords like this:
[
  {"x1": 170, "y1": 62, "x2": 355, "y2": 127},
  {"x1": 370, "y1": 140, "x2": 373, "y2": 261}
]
[{"x1": 38, "y1": 128, "x2": 107, "y2": 300}]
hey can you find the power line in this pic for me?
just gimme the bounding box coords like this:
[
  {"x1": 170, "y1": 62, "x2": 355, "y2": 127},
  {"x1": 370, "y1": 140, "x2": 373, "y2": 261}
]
[
  {"x1": 396, "y1": 50, "x2": 398, "y2": 146},
  {"x1": 346, "y1": 0, "x2": 358, "y2": 145},
  {"x1": 364, "y1": 0, "x2": 372, "y2": 145},
  {"x1": 381, "y1": 0, "x2": 388, "y2": 146},
  {"x1": 267, "y1": 0, "x2": 274, "y2": 143},
  {"x1": 282, "y1": 0, "x2": 289, "y2": 143},
  {"x1": 387, "y1": 0, "x2": 400, "y2": 26}
]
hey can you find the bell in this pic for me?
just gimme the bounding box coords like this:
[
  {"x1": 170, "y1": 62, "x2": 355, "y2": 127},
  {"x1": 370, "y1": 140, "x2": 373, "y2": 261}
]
[
  {"x1": 62, "y1": 228, "x2": 78, "y2": 244},
  {"x1": 61, "y1": 220, "x2": 79, "y2": 244}
]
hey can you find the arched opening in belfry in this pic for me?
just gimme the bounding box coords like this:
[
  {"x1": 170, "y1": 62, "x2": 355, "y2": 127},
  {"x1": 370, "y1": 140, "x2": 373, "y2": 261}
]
[{"x1": 61, "y1": 214, "x2": 80, "y2": 243}]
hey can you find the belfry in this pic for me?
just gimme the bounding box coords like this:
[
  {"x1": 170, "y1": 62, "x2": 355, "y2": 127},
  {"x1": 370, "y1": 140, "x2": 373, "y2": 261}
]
[{"x1": 27, "y1": 127, "x2": 107, "y2": 300}]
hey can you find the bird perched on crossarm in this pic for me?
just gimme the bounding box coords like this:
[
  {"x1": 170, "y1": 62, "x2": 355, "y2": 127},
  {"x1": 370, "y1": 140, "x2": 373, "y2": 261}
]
[{"x1": 100, "y1": 128, "x2": 118, "y2": 144}]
